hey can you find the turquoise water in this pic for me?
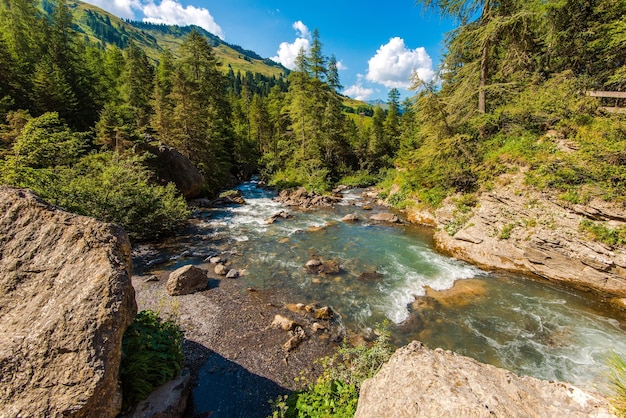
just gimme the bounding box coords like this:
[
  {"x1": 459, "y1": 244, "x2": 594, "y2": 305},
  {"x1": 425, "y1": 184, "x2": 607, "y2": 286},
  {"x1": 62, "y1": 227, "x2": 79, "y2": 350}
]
[{"x1": 147, "y1": 180, "x2": 626, "y2": 391}]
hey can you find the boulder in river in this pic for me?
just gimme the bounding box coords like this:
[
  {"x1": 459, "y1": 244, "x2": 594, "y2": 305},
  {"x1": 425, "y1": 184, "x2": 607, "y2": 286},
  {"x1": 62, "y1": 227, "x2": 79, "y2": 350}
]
[
  {"x1": 306, "y1": 258, "x2": 341, "y2": 275},
  {"x1": 305, "y1": 258, "x2": 323, "y2": 270},
  {"x1": 0, "y1": 187, "x2": 136, "y2": 418},
  {"x1": 166, "y1": 265, "x2": 209, "y2": 296},
  {"x1": 369, "y1": 212, "x2": 400, "y2": 223},
  {"x1": 226, "y1": 269, "x2": 240, "y2": 279},
  {"x1": 358, "y1": 271, "x2": 383, "y2": 282},
  {"x1": 275, "y1": 187, "x2": 342, "y2": 208},
  {"x1": 265, "y1": 210, "x2": 290, "y2": 224},
  {"x1": 355, "y1": 341, "x2": 613, "y2": 418},
  {"x1": 341, "y1": 213, "x2": 360, "y2": 222}
]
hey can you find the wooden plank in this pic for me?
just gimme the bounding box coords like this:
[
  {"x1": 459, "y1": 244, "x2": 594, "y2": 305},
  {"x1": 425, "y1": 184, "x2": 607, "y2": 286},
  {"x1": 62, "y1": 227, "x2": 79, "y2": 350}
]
[{"x1": 585, "y1": 90, "x2": 626, "y2": 99}]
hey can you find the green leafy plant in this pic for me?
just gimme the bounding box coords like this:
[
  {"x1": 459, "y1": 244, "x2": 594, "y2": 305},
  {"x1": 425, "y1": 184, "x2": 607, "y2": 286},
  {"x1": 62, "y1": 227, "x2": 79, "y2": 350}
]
[
  {"x1": 272, "y1": 323, "x2": 393, "y2": 418},
  {"x1": 120, "y1": 310, "x2": 184, "y2": 410},
  {"x1": 606, "y1": 353, "x2": 626, "y2": 416}
]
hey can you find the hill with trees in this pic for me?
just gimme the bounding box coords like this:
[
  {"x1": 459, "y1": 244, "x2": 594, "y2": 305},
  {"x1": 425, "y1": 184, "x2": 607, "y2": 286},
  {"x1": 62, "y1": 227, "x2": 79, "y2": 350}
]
[{"x1": 0, "y1": 0, "x2": 382, "y2": 240}]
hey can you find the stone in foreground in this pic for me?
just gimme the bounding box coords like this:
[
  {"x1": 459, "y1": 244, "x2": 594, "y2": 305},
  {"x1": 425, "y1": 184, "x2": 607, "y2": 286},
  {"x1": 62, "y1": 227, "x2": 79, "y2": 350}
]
[
  {"x1": 166, "y1": 265, "x2": 209, "y2": 296},
  {"x1": 0, "y1": 187, "x2": 137, "y2": 418},
  {"x1": 128, "y1": 369, "x2": 191, "y2": 418},
  {"x1": 355, "y1": 341, "x2": 614, "y2": 418}
]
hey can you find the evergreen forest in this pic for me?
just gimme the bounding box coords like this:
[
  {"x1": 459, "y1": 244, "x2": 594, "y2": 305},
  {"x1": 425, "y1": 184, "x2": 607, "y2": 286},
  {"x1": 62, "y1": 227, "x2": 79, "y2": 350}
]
[{"x1": 0, "y1": 0, "x2": 625, "y2": 242}]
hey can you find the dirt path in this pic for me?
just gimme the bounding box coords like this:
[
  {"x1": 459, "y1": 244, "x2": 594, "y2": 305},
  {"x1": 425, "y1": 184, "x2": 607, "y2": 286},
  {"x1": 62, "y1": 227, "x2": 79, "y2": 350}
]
[{"x1": 132, "y1": 266, "x2": 343, "y2": 417}]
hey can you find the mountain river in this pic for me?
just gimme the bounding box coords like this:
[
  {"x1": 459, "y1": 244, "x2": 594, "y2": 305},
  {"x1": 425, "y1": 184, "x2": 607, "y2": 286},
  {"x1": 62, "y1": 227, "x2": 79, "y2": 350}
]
[{"x1": 141, "y1": 179, "x2": 626, "y2": 392}]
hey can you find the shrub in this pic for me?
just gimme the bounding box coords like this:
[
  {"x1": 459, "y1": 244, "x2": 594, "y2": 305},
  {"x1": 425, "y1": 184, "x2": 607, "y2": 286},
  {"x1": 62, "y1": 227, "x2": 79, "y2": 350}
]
[
  {"x1": 1, "y1": 152, "x2": 190, "y2": 241},
  {"x1": 120, "y1": 310, "x2": 184, "y2": 410},
  {"x1": 337, "y1": 171, "x2": 377, "y2": 188},
  {"x1": 272, "y1": 324, "x2": 393, "y2": 418}
]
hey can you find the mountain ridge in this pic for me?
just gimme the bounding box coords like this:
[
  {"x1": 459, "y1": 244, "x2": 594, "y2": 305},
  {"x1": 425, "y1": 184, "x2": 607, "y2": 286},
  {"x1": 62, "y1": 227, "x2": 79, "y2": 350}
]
[{"x1": 42, "y1": 0, "x2": 288, "y2": 79}]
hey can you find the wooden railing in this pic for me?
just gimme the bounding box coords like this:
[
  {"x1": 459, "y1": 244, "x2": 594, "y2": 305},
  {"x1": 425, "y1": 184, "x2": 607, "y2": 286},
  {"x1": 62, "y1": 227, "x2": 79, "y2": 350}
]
[{"x1": 584, "y1": 90, "x2": 626, "y2": 114}]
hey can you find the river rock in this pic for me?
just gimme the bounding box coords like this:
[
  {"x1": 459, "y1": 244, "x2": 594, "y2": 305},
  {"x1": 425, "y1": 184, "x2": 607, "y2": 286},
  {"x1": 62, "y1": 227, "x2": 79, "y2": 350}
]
[
  {"x1": 166, "y1": 265, "x2": 209, "y2": 296},
  {"x1": 129, "y1": 369, "x2": 191, "y2": 418},
  {"x1": 275, "y1": 187, "x2": 342, "y2": 208},
  {"x1": 271, "y1": 314, "x2": 297, "y2": 331},
  {"x1": 358, "y1": 271, "x2": 383, "y2": 282},
  {"x1": 314, "y1": 306, "x2": 334, "y2": 320},
  {"x1": 226, "y1": 269, "x2": 240, "y2": 279},
  {"x1": 341, "y1": 213, "x2": 360, "y2": 222},
  {"x1": 369, "y1": 212, "x2": 400, "y2": 223},
  {"x1": 265, "y1": 210, "x2": 291, "y2": 224},
  {"x1": 417, "y1": 279, "x2": 488, "y2": 309},
  {"x1": 282, "y1": 326, "x2": 307, "y2": 352},
  {"x1": 306, "y1": 258, "x2": 323, "y2": 269},
  {"x1": 211, "y1": 190, "x2": 246, "y2": 206},
  {"x1": 140, "y1": 142, "x2": 204, "y2": 198},
  {"x1": 214, "y1": 264, "x2": 228, "y2": 276},
  {"x1": 0, "y1": 187, "x2": 137, "y2": 418},
  {"x1": 355, "y1": 341, "x2": 613, "y2": 418},
  {"x1": 318, "y1": 260, "x2": 341, "y2": 274},
  {"x1": 208, "y1": 256, "x2": 223, "y2": 264}
]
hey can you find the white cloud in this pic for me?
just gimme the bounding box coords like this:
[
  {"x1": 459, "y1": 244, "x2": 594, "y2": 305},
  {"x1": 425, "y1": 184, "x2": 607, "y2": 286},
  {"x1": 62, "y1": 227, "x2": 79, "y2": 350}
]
[
  {"x1": 271, "y1": 21, "x2": 312, "y2": 70},
  {"x1": 292, "y1": 21, "x2": 311, "y2": 40},
  {"x1": 81, "y1": 1, "x2": 224, "y2": 38},
  {"x1": 366, "y1": 37, "x2": 434, "y2": 89},
  {"x1": 82, "y1": 0, "x2": 140, "y2": 19},
  {"x1": 343, "y1": 74, "x2": 374, "y2": 101},
  {"x1": 142, "y1": 0, "x2": 224, "y2": 39},
  {"x1": 336, "y1": 61, "x2": 348, "y2": 71}
]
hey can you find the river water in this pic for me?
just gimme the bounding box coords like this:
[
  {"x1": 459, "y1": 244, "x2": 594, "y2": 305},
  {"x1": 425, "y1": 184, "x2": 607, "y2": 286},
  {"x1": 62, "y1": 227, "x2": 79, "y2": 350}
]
[{"x1": 145, "y1": 180, "x2": 626, "y2": 392}]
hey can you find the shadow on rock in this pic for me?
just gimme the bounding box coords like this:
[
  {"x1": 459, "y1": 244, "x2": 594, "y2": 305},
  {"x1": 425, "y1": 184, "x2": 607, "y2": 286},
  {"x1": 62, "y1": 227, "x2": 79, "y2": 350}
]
[{"x1": 185, "y1": 340, "x2": 290, "y2": 418}]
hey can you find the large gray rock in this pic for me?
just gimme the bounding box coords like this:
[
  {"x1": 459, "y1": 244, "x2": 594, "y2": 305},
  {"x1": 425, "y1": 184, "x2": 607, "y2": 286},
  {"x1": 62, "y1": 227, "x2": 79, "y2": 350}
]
[
  {"x1": 0, "y1": 187, "x2": 137, "y2": 418},
  {"x1": 275, "y1": 187, "x2": 342, "y2": 208},
  {"x1": 369, "y1": 212, "x2": 400, "y2": 223},
  {"x1": 166, "y1": 265, "x2": 209, "y2": 296},
  {"x1": 355, "y1": 341, "x2": 614, "y2": 418},
  {"x1": 142, "y1": 142, "x2": 205, "y2": 199}
]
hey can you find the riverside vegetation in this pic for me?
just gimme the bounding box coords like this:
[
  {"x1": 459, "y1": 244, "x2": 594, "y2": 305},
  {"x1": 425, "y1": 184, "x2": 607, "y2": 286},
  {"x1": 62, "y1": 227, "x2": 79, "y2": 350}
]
[{"x1": 1, "y1": 0, "x2": 626, "y2": 414}]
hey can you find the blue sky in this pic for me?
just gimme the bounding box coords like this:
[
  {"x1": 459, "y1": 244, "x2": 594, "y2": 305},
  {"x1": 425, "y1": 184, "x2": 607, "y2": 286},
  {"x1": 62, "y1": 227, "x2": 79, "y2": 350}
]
[{"x1": 82, "y1": 0, "x2": 456, "y2": 101}]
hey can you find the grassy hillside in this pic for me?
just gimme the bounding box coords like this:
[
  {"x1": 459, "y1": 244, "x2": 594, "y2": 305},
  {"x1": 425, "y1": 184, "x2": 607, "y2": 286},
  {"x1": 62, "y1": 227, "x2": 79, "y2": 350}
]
[{"x1": 44, "y1": 0, "x2": 287, "y2": 79}]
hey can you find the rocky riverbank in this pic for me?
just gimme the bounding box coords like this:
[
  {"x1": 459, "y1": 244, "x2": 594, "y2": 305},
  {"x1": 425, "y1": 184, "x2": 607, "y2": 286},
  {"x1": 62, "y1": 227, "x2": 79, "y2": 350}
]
[
  {"x1": 400, "y1": 170, "x2": 626, "y2": 306},
  {"x1": 131, "y1": 262, "x2": 344, "y2": 417}
]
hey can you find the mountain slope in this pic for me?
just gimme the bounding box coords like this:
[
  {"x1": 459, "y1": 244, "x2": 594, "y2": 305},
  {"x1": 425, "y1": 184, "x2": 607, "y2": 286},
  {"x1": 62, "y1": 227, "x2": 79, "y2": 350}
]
[{"x1": 42, "y1": 0, "x2": 287, "y2": 79}]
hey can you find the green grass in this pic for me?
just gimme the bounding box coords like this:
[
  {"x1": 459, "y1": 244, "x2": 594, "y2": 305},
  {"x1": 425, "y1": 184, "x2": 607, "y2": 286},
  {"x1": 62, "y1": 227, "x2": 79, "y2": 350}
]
[
  {"x1": 579, "y1": 220, "x2": 626, "y2": 248},
  {"x1": 606, "y1": 353, "x2": 626, "y2": 416}
]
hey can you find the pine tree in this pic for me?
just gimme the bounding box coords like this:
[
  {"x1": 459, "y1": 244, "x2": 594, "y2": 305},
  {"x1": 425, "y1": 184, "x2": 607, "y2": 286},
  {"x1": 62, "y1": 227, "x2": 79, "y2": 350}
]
[
  {"x1": 121, "y1": 39, "x2": 155, "y2": 131},
  {"x1": 152, "y1": 49, "x2": 175, "y2": 141}
]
